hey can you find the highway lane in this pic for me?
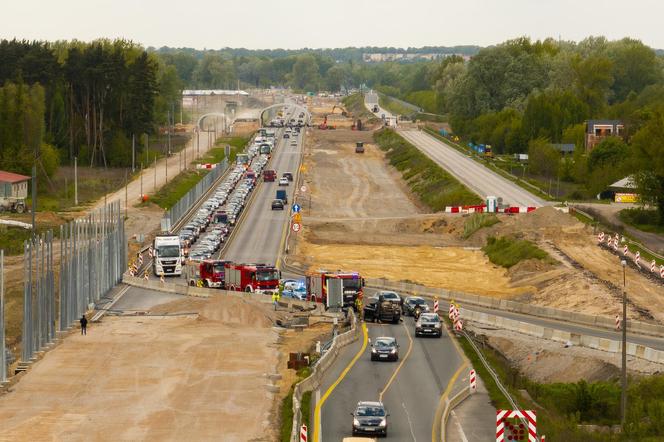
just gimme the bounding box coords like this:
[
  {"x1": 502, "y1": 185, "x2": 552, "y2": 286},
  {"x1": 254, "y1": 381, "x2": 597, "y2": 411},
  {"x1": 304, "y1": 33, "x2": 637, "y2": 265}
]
[
  {"x1": 317, "y1": 316, "x2": 465, "y2": 441},
  {"x1": 361, "y1": 288, "x2": 664, "y2": 351},
  {"x1": 221, "y1": 124, "x2": 304, "y2": 264},
  {"x1": 399, "y1": 130, "x2": 546, "y2": 208}
]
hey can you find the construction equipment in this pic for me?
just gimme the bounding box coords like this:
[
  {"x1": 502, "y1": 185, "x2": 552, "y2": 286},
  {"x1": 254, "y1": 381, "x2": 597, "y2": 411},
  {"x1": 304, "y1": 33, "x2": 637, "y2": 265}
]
[
  {"x1": 0, "y1": 197, "x2": 26, "y2": 213},
  {"x1": 351, "y1": 119, "x2": 363, "y2": 131}
]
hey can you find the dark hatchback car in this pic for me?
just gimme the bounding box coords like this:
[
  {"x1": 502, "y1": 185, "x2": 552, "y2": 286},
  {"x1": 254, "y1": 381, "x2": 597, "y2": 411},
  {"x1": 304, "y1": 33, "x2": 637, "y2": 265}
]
[
  {"x1": 271, "y1": 199, "x2": 284, "y2": 210},
  {"x1": 282, "y1": 172, "x2": 293, "y2": 181},
  {"x1": 415, "y1": 312, "x2": 442, "y2": 338},
  {"x1": 370, "y1": 337, "x2": 399, "y2": 361},
  {"x1": 351, "y1": 401, "x2": 388, "y2": 437},
  {"x1": 402, "y1": 296, "x2": 430, "y2": 316}
]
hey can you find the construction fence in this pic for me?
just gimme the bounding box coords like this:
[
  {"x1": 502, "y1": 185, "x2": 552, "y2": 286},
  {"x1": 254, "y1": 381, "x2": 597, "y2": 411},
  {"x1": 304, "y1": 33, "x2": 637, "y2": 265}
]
[{"x1": 16, "y1": 201, "x2": 126, "y2": 366}]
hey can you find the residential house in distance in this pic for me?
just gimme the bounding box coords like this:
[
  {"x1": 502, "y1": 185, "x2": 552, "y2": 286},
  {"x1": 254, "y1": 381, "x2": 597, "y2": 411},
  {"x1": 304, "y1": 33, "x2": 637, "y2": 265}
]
[
  {"x1": 585, "y1": 120, "x2": 625, "y2": 151},
  {"x1": 0, "y1": 170, "x2": 30, "y2": 199}
]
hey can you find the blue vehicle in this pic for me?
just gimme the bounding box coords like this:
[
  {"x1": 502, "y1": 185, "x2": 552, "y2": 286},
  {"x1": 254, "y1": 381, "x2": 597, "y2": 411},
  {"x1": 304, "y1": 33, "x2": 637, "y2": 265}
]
[{"x1": 282, "y1": 279, "x2": 307, "y2": 301}]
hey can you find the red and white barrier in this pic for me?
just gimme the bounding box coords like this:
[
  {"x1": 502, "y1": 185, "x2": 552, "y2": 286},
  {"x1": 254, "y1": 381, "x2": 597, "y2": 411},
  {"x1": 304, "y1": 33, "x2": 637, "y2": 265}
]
[
  {"x1": 496, "y1": 410, "x2": 537, "y2": 442},
  {"x1": 448, "y1": 304, "x2": 455, "y2": 319},
  {"x1": 470, "y1": 369, "x2": 477, "y2": 392},
  {"x1": 138, "y1": 253, "x2": 143, "y2": 265},
  {"x1": 635, "y1": 251, "x2": 641, "y2": 268},
  {"x1": 598, "y1": 232, "x2": 605, "y2": 243},
  {"x1": 196, "y1": 163, "x2": 217, "y2": 169},
  {"x1": 443, "y1": 205, "x2": 536, "y2": 214},
  {"x1": 144, "y1": 271, "x2": 149, "y2": 281},
  {"x1": 148, "y1": 247, "x2": 154, "y2": 258},
  {"x1": 300, "y1": 424, "x2": 307, "y2": 442},
  {"x1": 454, "y1": 319, "x2": 463, "y2": 332},
  {"x1": 661, "y1": 265, "x2": 664, "y2": 279},
  {"x1": 651, "y1": 260, "x2": 657, "y2": 273},
  {"x1": 160, "y1": 273, "x2": 165, "y2": 283},
  {"x1": 623, "y1": 245, "x2": 628, "y2": 256},
  {"x1": 615, "y1": 314, "x2": 621, "y2": 330},
  {"x1": 433, "y1": 298, "x2": 439, "y2": 313}
]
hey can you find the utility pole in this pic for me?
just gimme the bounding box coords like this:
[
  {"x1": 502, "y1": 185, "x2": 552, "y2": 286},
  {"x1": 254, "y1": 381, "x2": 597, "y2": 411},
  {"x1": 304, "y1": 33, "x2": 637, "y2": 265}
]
[
  {"x1": 124, "y1": 169, "x2": 128, "y2": 219},
  {"x1": 140, "y1": 162, "x2": 143, "y2": 200},
  {"x1": 165, "y1": 148, "x2": 168, "y2": 183},
  {"x1": 154, "y1": 155, "x2": 157, "y2": 190},
  {"x1": 31, "y1": 165, "x2": 37, "y2": 234},
  {"x1": 145, "y1": 133, "x2": 149, "y2": 165},
  {"x1": 74, "y1": 157, "x2": 78, "y2": 206},
  {"x1": 132, "y1": 134, "x2": 136, "y2": 173},
  {"x1": 167, "y1": 110, "x2": 172, "y2": 156},
  {"x1": 621, "y1": 259, "x2": 628, "y2": 427}
]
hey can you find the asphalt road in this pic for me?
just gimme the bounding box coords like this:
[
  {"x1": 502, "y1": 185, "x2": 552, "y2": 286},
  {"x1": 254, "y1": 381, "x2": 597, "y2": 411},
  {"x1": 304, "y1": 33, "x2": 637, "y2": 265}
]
[
  {"x1": 399, "y1": 130, "x2": 546, "y2": 208},
  {"x1": 317, "y1": 315, "x2": 464, "y2": 442},
  {"x1": 221, "y1": 124, "x2": 304, "y2": 264}
]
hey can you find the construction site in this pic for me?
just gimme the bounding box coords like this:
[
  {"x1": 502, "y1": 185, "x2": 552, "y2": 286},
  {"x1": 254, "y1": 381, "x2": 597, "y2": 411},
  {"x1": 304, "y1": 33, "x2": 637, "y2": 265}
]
[{"x1": 288, "y1": 99, "x2": 664, "y2": 383}]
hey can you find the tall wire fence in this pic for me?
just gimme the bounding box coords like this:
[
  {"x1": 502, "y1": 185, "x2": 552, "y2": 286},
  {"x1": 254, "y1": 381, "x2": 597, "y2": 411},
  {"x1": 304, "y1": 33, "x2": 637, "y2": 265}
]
[
  {"x1": 19, "y1": 201, "x2": 126, "y2": 364},
  {"x1": 165, "y1": 158, "x2": 229, "y2": 227},
  {"x1": 1, "y1": 250, "x2": 6, "y2": 383}
]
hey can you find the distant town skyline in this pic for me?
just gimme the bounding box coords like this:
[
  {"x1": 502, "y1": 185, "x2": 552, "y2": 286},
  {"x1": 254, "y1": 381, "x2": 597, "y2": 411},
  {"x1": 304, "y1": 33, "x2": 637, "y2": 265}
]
[{"x1": 2, "y1": 0, "x2": 663, "y2": 50}]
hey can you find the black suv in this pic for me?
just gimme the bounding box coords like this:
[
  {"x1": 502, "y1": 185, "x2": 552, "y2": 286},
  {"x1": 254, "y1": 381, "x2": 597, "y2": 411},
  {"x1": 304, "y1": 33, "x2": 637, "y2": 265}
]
[
  {"x1": 403, "y1": 296, "x2": 430, "y2": 316},
  {"x1": 271, "y1": 199, "x2": 284, "y2": 210},
  {"x1": 351, "y1": 401, "x2": 388, "y2": 437}
]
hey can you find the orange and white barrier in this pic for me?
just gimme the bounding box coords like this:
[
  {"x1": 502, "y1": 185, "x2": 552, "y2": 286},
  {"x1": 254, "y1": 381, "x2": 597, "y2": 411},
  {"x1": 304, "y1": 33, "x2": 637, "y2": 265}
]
[
  {"x1": 196, "y1": 163, "x2": 217, "y2": 169},
  {"x1": 615, "y1": 315, "x2": 621, "y2": 330}
]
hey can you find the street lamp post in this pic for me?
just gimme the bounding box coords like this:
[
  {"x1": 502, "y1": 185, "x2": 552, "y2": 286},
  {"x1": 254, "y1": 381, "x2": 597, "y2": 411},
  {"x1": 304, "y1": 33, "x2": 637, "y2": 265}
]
[{"x1": 621, "y1": 258, "x2": 627, "y2": 427}]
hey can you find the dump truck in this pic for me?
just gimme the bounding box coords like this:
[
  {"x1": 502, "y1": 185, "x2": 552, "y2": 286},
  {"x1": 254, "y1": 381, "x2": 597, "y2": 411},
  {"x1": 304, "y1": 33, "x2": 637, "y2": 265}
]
[{"x1": 306, "y1": 270, "x2": 364, "y2": 308}]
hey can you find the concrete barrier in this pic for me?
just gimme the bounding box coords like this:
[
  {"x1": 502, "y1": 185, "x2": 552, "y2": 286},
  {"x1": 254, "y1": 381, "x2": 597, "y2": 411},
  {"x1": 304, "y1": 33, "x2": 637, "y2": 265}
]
[
  {"x1": 466, "y1": 308, "x2": 664, "y2": 365},
  {"x1": 441, "y1": 386, "x2": 471, "y2": 442},
  {"x1": 365, "y1": 278, "x2": 664, "y2": 338}
]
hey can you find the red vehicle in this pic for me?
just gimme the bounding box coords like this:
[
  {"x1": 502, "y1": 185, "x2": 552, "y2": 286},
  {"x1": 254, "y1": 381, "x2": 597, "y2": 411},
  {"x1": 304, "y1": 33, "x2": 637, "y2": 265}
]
[
  {"x1": 263, "y1": 169, "x2": 276, "y2": 182},
  {"x1": 185, "y1": 259, "x2": 229, "y2": 288},
  {"x1": 245, "y1": 169, "x2": 257, "y2": 182},
  {"x1": 306, "y1": 271, "x2": 364, "y2": 307},
  {"x1": 224, "y1": 263, "x2": 281, "y2": 294}
]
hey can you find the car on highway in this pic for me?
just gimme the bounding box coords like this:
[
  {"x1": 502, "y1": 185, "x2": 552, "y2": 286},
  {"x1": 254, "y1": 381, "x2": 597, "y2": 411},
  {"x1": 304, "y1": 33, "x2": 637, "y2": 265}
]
[
  {"x1": 363, "y1": 294, "x2": 400, "y2": 323},
  {"x1": 351, "y1": 401, "x2": 388, "y2": 437},
  {"x1": 402, "y1": 296, "x2": 429, "y2": 316},
  {"x1": 271, "y1": 199, "x2": 284, "y2": 210},
  {"x1": 283, "y1": 133, "x2": 290, "y2": 139},
  {"x1": 282, "y1": 172, "x2": 293, "y2": 181},
  {"x1": 370, "y1": 337, "x2": 399, "y2": 361},
  {"x1": 378, "y1": 290, "x2": 402, "y2": 306},
  {"x1": 415, "y1": 313, "x2": 442, "y2": 338},
  {"x1": 278, "y1": 177, "x2": 289, "y2": 186},
  {"x1": 290, "y1": 140, "x2": 297, "y2": 146}
]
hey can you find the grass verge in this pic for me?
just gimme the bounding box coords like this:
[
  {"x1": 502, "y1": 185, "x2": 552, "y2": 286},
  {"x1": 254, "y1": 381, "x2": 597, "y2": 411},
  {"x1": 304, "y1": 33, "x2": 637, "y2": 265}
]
[
  {"x1": 342, "y1": 93, "x2": 377, "y2": 122},
  {"x1": 378, "y1": 94, "x2": 416, "y2": 117},
  {"x1": 373, "y1": 128, "x2": 481, "y2": 210},
  {"x1": 280, "y1": 366, "x2": 313, "y2": 442},
  {"x1": 463, "y1": 213, "x2": 500, "y2": 239},
  {"x1": 619, "y1": 208, "x2": 664, "y2": 235},
  {"x1": 482, "y1": 236, "x2": 551, "y2": 268}
]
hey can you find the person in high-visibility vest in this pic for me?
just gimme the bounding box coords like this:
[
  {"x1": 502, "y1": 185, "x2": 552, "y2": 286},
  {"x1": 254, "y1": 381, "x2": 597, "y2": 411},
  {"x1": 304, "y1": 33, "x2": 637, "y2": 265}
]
[
  {"x1": 272, "y1": 291, "x2": 280, "y2": 311},
  {"x1": 355, "y1": 297, "x2": 363, "y2": 321}
]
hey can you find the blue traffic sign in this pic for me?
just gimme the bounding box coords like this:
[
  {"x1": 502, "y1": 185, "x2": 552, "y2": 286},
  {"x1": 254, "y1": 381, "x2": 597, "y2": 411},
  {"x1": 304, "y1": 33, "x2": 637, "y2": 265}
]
[{"x1": 292, "y1": 204, "x2": 301, "y2": 213}]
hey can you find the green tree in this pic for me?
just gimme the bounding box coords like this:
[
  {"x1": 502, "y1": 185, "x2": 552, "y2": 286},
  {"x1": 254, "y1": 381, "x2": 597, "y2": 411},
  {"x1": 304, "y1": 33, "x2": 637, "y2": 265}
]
[
  {"x1": 607, "y1": 38, "x2": 660, "y2": 102},
  {"x1": 630, "y1": 107, "x2": 664, "y2": 224},
  {"x1": 528, "y1": 137, "x2": 561, "y2": 179},
  {"x1": 572, "y1": 54, "x2": 614, "y2": 114},
  {"x1": 291, "y1": 54, "x2": 320, "y2": 91}
]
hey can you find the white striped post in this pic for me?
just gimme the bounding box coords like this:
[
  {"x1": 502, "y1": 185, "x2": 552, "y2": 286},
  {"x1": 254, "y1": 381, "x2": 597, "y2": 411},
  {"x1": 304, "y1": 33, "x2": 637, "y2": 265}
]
[
  {"x1": 470, "y1": 369, "x2": 476, "y2": 392},
  {"x1": 300, "y1": 423, "x2": 307, "y2": 442}
]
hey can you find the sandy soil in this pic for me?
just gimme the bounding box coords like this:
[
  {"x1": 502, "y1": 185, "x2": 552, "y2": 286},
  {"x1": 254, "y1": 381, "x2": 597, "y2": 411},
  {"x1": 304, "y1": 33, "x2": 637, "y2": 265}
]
[
  {"x1": 0, "y1": 295, "x2": 282, "y2": 442},
  {"x1": 475, "y1": 326, "x2": 664, "y2": 383}
]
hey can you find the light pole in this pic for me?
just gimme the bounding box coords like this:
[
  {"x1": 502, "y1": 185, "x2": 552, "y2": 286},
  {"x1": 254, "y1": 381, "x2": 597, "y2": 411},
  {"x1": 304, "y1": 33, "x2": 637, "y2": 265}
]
[{"x1": 621, "y1": 258, "x2": 627, "y2": 427}]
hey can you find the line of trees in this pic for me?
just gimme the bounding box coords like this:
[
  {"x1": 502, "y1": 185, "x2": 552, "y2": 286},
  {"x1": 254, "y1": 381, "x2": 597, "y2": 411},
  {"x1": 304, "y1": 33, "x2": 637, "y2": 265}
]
[{"x1": 0, "y1": 39, "x2": 183, "y2": 177}]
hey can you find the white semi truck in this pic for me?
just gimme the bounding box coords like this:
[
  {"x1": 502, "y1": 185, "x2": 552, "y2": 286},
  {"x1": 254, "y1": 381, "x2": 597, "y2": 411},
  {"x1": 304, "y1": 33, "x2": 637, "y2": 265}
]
[{"x1": 153, "y1": 234, "x2": 183, "y2": 276}]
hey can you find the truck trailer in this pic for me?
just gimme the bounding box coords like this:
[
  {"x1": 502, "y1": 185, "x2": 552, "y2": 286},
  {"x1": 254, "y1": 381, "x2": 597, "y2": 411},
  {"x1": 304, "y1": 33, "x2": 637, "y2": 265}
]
[
  {"x1": 153, "y1": 234, "x2": 183, "y2": 276},
  {"x1": 306, "y1": 270, "x2": 364, "y2": 308}
]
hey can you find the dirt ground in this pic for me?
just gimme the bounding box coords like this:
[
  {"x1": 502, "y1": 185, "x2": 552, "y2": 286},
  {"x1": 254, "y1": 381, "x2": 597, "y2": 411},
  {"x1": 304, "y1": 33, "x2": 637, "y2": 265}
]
[
  {"x1": 291, "y1": 108, "x2": 664, "y2": 325},
  {"x1": 0, "y1": 295, "x2": 285, "y2": 442},
  {"x1": 474, "y1": 325, "x2": 664, "y2": 383}
]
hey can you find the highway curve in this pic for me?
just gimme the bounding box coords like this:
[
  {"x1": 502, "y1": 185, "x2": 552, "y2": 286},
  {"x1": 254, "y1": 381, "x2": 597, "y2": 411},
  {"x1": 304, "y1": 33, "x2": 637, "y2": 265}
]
[{"x1": 316, "y1": 313, "x2": 465, "y2": 442}]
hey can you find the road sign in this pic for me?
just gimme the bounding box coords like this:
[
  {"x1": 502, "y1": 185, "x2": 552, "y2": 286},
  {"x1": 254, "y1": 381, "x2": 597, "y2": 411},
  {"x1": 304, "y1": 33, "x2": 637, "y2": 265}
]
[
  {"x1": 292, "y1": 222, "x2": 301, "y2": 232},
  {"x1": 292, "y1": 203, "x2": 301, "y2": 213},
  {"x1": 293, "y1": 213, "x2": 302, "y2": 223},
  {"x1": 300, "y1": 185, "x2": 307, "y2": 193}
]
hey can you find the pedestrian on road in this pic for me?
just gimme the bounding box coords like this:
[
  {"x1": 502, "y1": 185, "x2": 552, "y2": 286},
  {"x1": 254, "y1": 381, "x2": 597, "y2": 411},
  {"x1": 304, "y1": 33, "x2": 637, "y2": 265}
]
[
  {"x1": 272, "y1": 292, "x2": 280, "y2": 311},
  {"x1": 80, "y1": 315, "x2": 88, "y2": 335}
]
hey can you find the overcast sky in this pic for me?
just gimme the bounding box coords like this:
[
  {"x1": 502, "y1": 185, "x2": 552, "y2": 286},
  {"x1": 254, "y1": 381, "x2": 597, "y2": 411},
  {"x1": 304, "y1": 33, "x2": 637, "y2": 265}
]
[{"x1": 2, "y1": 0, "x2": 663, "y2": 50}]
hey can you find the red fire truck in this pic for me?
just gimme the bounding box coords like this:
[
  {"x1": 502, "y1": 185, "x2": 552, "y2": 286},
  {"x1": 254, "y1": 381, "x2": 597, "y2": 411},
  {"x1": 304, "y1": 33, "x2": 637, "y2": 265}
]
[
  {"x1": 184, "y1": 259, "x2": 230, "y2": 288},
  {"x1": 306, "y1": 270, "x2": 364, "y2": 308},
  {"x1": 224, "y1": 263, "x2": 281, "y2": 294}
]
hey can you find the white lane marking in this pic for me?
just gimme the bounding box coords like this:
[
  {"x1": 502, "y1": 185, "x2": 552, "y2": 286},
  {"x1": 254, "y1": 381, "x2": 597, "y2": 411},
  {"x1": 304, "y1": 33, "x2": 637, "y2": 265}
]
[
  {"x1": 402, "y1": 402, "x2": 417, "y2": 442},
  {"x1": 450, "y1": 410, "x2": 469, "y2": 442}
]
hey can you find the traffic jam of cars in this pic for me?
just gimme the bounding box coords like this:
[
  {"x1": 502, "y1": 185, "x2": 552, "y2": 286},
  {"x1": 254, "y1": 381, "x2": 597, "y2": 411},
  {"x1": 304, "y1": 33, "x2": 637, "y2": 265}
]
[{"x1": 179, "y1": 130, "x2": 275, "y2": 262}]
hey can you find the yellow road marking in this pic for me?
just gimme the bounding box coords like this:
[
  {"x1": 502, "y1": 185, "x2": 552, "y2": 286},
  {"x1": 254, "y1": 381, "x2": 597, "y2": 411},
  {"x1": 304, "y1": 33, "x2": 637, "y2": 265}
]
[
  {"x1": 431, "y1": 360, "x2": 468, "y2": 442},
  {"x1": 313, "y1": 322, "x2": 368, "y2": 442},
  {"x1": 379, "y1": 321, "x2": 413, "y2": 401}
]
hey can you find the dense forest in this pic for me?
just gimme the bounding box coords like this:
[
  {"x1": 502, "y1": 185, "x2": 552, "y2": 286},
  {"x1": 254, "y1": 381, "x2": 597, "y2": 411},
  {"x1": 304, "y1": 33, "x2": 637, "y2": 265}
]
[{"x1": 0, "y1": 39, "x2": 181, "y2": 177}]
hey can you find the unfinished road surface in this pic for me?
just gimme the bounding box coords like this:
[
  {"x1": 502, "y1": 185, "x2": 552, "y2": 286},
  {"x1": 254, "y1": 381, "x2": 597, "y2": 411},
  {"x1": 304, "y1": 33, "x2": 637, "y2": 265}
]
[
  {"x1": 0, "y1": 295, "x2": 280, "y2": 442},
  {"x1": 399, "y1": 130, "x2": 547, "y2": 208}
]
